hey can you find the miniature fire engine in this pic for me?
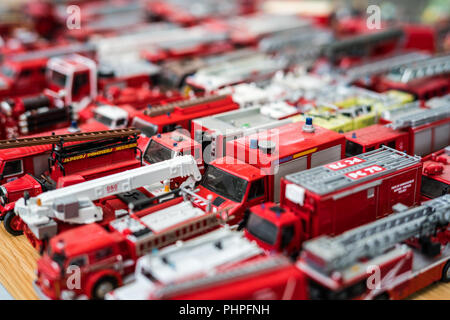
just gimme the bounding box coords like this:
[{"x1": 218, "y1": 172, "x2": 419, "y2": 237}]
[
  {"x1": 0, "y1": 128, "x2": 144, "y2": 236},
  {"x1": 33, "y1": 184, "x2": 229, "y2": 299},
  {"x1": 375, "y1": 53, "x2": 450, "y2": 100},
  {"x1": 191, "y1": 103, "x2": 300, "y2": 162},
  {"x1": 185, "y1": 53, "x2": 289, "y2": 93},
  {"x1": 421, "y1": 146, "x2": 450, "y2": 200},
  {"x1": 0, "y1": 42, "x2": 95, "y2": 98},
  {"x1": 131, "y1": 94, "x2": 240, "y2": 137},
  {"x1": 45, "y1": 54, "x2": 160, "y2": 108},
  {"x1": 106, "y1": 228, "x2": 294, "y2": 300},
  {"x1": 193, "y1": 120, "x2": 345, "y2": 223},
  {"x1": 298, "y1": 194, "x2": 450, "y2": 300},
  {"x1": 0, "y1": 94, "x2": 72, "y2": 140},
  {"x1": 14, "y1": 155, "x2": 202, "y2": 250},
  {"x1": 345, "y1": 104, "x2": 450, "y2": 157},
  {"x1": 242, "y1": 146, "x2": 422, "y2": 255}
]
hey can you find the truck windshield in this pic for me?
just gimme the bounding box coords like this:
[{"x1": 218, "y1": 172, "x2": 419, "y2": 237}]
[
  {"x1": 1, "y1": 65, "x2": 15, "y2": 79},
  {"x1": 201, "y1": 165, "x2": 248, "y2": 203},
  {"x1": 421, "y1": 176, "x2": 449, "y2": 199},
  {"x1": 345, "y1": 140, "x2": 363, "y2": 157},
  {"x1": 94, "y1": 112, "x2": 114, "y2": 127},
  {"x1": 246, "y1": 212, "x2": 278, "y2": 245},
  {"x1": 50, "y1": 70, "x2": 67, "y2": 88},
  {"x1": 144, "y1": 140, "x2": 173, "y2": 164}
]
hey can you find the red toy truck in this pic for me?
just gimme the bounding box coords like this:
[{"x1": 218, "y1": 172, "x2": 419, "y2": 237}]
[
  {"x1": 194, "y1": 121, "x2": 345, "y2": 223},
  {"x1": 0, "y1": 43, "x2": 96, "y2": 99},
  {"x1": 421, "y1": 146, "x2": 450, "y2": 200},
  {"x1": 0, "y1": 128, "x2": 143, "y2": 235},
  {"x1": 131, "y1": 94, "x2": 240, "y2": 137},
  {"x1": 298, "y1": 195, "x2": 450, "y2": 300},
  {"x1": 344, "y1": 105, "x2": 450, "y2": 157},
  {"x1": 33, "y1": 192, "x2": 224, "y2": 300},
  {"x1": 243, "y1": 146, "x2": 422, "y2": 255}
]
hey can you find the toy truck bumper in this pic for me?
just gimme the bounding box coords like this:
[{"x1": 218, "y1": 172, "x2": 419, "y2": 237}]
[{"x1": 33, "y1": 280, "x2": 50, "y2": 300}]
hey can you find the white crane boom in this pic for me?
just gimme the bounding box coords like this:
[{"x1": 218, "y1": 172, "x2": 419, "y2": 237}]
[{"x1": 14, "y1": 155, "x2": 201, "y2": 226}]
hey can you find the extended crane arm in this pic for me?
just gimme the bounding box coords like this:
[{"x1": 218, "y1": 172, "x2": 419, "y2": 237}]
[{"x1": 14, "y1": 155, "x2": 201, "y2": 226}]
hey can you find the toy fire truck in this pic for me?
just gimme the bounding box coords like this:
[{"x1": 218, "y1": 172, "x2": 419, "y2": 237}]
[
  {"x1": 298, "y1": 194, "x2": 450, "y2": 300},
  {"x1": 106, "y1": 228, "x2": 304, "y2": 300},
  {"x1": 0, "y1": 42, "x2": 96, "y2": 98},
  {"x1": 0, "y1": 128, "x2": 144, "y2": 236},
  {"x1": 193, "y1": 120, "x2": 345, "y2": 223},
  {"x1": 14, "y1": 155, "x2": 202, "y2": 250},
  {"x1": 242, "y1": 146, "x2": 422, "y2": 255},
  {"x1": 0, "y1": 94, "x2": 73, "y2": 140},
  {"x1": 45, "y1": 54, "x2": 160, "y2": 108},
  {"x1": 131, "y1": 94, "x2": 239, "y2": 137},
  {"x1": 191, "y1": 102, "x2": 300, "y2": 162},
  {"x1": 33, "y1": 184, "x2": 228, "y2": 300},
  {"x1": 344, "y1": 104, "x2": 450, "y2": 157},
  {"x1": 147, "y1": 0, "x2": 255, "y2": 26},
  {"x1": 421, "y1": 146, "x2": 450, "y2": 200},
  {"x1": 185, "y1": 53, "x2": 289, "y2": 94},
  {"x1": 375, "y1": 53, "x2": 450, "y2": 100}
]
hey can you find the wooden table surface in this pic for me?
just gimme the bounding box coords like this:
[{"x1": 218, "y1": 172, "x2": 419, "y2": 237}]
[{"x1": 0, "y1": 224, "x2": 449, "y2": 300}]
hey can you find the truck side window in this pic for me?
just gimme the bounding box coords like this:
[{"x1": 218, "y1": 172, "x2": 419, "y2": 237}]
[
  {"x1": 69, "y1": 256, "x2": 87, "y2": 267},
  {"x1": 3, "y1": 160, "x2": 23, "y2": 177},
  {"x1": 381, "y1": 140, "x2": 396, "y2": 149},
  {"x1": 95, "y1": 247, "x2": 113, "y2": 261},
  {"x1": 72, "y1": 73, "x2": 89, "y2": 96},
  {"x1": 248, "y1": 179, "x2": 265, "y2": 200},
  {"x1": 19, "y1": 69, "x2": 32, "y2": 78},
  {"x1": 280, "y1": 225, "x2": 295, "y2": 249}
]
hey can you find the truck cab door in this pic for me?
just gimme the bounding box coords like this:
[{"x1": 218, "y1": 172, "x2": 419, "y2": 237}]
[
  {"x1": 246, "y1": 179, "x2": 266, "y2": 208},
  {"x1": 71, "y1": 72, "x2": 91, "y2": 102},
  {"x1": 14, "y1": 69, "x2": 34, "y2": 95}
]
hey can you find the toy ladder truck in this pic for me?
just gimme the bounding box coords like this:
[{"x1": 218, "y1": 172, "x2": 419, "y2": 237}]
[
  {"x1": 377, "y1": 53, "x2": 450, "y2": 99},
  {"x1": 108, "y1": 227, "x2": 265, "y2": 299},
  {"x1": 14, "y1": 155, "x2": 202, "y2": 244},
  {"x1": 0, "y1": 128, "x2": 143, "y2": 234},
  {"x1": 338, "y1": 51, "x2": 429, "y2": 84},
  {"x1": 108, "y1": 227, "x2": 306, "y2": 300},
  {"x1": 298, "y1": 195, "x2": 450, "y2": 300},
  {"x1": 34, "y1": 183, "x2": 231, "y2": 299}
]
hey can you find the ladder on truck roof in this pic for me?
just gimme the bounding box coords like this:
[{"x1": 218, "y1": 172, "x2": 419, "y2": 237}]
[
  {"x1": 301, "y1": 195, "x2": 450, "y2": 273},
  {"x1": 285, "y1": 146, "x2": 421, "y2": 196},
  {"x1": 389, "y1": 105, "x2": 450, "y2": 130},
  {"x1": 153, "y1": 255, "x2": 291, "y2": 299},
  {"x1": 340, "y1": 52, "x2": 429, "y2": 83},
  {"x1": 9, "y1": 42, "x2": 95, "y2": 62},
  {"x1": 388, "y1": 54, "x2": 450, "y2": 83},
  {"x1": 110, "y1": 204, "x2": 223, "y2": 257},
  {"x1": 144, "y1": 94, "x2": 229, "y2": 117},
  {"x1": 0, "y1": 128, "x2": 141, "y2": 149}
]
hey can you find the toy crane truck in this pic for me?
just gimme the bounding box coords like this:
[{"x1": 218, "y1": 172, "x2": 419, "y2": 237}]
[
  {"x1": 242, "y1": 146, "x2": 423, "y2": 256},
  {"x1": 344, "y1": 104, "x2": 450, "y2": 157},
  {"x1": 193, "y1": 121, "x2": 345, "y2": 223},
  {"x1": 421, "y1": 146, "x2": 450, "y2": 200},
  {"x1": 0, "y1": 128, "x2": 144, "y2": 235},
  {"x1": 14, "y1": 155, "x2": 202, "y2": 251},
  {"x1": 33, "y1": 184, "x2": 230, "y2": 300},
  {"x1": 107, "y1": 227, "x2": 306, "y2": 300},
  {"x1": 298, "y1": 194, "x2": 450, "y2": 300}
]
